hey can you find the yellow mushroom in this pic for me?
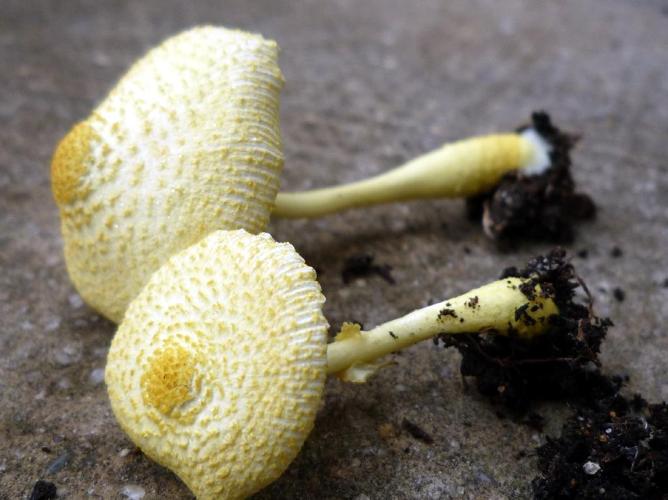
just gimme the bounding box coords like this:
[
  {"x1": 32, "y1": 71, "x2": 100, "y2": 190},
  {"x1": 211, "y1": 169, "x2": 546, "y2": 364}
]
[
  {"x1": 51, "y1": 26, "x2": 284, "y2": 323},
  {"x1": 105, "y1": 229, "x2": 560, "y2": 499},
  {"x1": 52, "y1": 25, "x2": 577, "y2": 323}
]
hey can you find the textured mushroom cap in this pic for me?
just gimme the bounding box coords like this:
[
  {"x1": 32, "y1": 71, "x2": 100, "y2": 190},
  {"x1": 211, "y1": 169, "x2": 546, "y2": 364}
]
[
  {"x1": 105, "y1": 230, "x2": 328, "y2": 500},
  {"x1": 51, "y1": 26, "x2": 284, "y2": 322}
]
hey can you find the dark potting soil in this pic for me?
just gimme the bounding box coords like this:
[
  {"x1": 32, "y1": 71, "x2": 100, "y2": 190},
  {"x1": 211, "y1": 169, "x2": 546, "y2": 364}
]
[
  {"x1": 533, "y1": 395, "x2": 668, "y2": 499},
  {"x1": 432, "y1": 248, "x2": 668, "y2": 498},
  {"x1": 435, "y1": 248, "x2": 614, "y2": 413},
  {"x1": 466, "y1": 112, "x2": 596, "y2": 243}
]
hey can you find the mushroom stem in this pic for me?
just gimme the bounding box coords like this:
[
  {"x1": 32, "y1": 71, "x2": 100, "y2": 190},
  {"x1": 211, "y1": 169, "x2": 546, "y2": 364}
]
[
  {"x1": 274, "y1": 128, "x2": 551, "y2": 219},
  {"x1": 326, "y1": 277, "x2": 558, "y2": 382}
]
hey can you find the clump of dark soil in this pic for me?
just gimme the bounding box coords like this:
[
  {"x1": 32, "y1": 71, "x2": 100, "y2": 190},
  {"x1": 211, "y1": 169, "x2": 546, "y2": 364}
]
[
  {"x1": 435, "y1": 248, "x2": 614, "y2": 413},
  {"x1": 341, "y1": 253, "x2": 395, "y2": 284},
  {"x1": 466, "y1": 112, "x2": 595, "y2": 243},
  {"x1": 29, "y1": 480, "x2": 57, "y2": 500},
  {"x1": 433, "y1": 248, "x2": 668, "y2": 497},
  {"x1": 533, "y1": 395, "x2": 668, "y2": 499}
]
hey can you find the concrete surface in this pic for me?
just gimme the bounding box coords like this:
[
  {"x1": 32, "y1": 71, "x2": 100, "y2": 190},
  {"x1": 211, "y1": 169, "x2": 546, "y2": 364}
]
[{"x1": 1, "y1": 0, "x2": 667, "y2": 498}]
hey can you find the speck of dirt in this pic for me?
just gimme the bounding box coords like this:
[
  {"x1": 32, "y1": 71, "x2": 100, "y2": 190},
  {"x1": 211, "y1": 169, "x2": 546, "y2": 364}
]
[
  {"x1": 610, "y1": 246, "x2": 623, "y2": 258},
  {"x1": 436, "y1": 248, "x2": 615, "y2": 414},
  {"x1": 29, "y1": 480, "x2": 57, "y2": 500},
  {"x1": 465, "y1": 296, "x2": 479, "y2": 308},
  {"x1": 466, "y1": 112, "x2": 595, "y2": 244},
  {"x1": 577, "y1": 249, "x2": 589, "y2": 259},
  {"x1": 401, "y1": 418, "x2": 434, "y2": 444},
  {"x1": 532, "y1": 395, "x2": 668, "y2": 499},
  {"x1": 378, "y1": 422, "x2": 398, "y2": 440},
  {"x1": 612, "y1": 287, "x2": 625, "y2": 302},
  {"x1": 341, "y1": 254, "x2": 395, "y2": 285},
  {"x1": 438, "y1": 308, "x2": 458, "y2": 320}
]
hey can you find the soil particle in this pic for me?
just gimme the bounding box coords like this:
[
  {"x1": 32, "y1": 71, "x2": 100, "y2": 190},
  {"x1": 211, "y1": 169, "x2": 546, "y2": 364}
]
[
  {"x1": 610, "y1": 246, "x2": 624, "y2": 258},
  {"x1": 532, "y1": 395, "x2": 668, "y2": 499},
  {"x1": 29, "y1": 480, "x2": 57, "y2": 500},
  {"x1": 613, "y1": 287, "x2": 625, "y2": 302},
  {"x1": 401, "y1": 418, "x2": 434, "y2": 444},
  {"x1": 466, "y1": 112, "x2": 595, "y2": 243},
  {"x1": 438, "y1": 308, "x2": 458, "y2": 320},
  {"x1": 341, "y1": 254, "x2": 395, "y2": 285},
  {"x1": 378, "y1": 422, "x2": 398, "y2": 440},
  {"x1": 436, "y1": 249, "x2": 614, "y2": 414}
]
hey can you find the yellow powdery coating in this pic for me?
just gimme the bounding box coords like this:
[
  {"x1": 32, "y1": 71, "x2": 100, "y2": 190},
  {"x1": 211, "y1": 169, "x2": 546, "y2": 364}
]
[
  {"x1": 53, "y1": 26, "x2": 285, "y2": 323},
  {"x1": 51, "y1": 122, "x2": 97, "y2": 204},
  {"x1": 105, "y1": 230, "x2": 328, "y2": 500},
  {"x1": 141, "y1": 345, "x2": 202, "y2": 419}
]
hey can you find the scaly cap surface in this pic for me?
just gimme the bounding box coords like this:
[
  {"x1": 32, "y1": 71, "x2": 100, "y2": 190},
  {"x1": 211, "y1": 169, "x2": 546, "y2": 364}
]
[
  {"x1": 51, "y1": 26, "x2": 285, "y2": 322},
  {"x1": 105, "y1": 230, "x2": 328, "y2": 499}
]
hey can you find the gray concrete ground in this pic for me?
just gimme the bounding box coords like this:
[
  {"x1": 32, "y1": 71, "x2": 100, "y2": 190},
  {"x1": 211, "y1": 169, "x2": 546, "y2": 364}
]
[{"x1": 1, "y1": 0, "x2": 667, "y2": 498}]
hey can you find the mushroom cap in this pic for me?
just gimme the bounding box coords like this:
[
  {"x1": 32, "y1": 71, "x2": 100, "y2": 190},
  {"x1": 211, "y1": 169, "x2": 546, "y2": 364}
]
[
  {"x1": 105, "y1": 229, "x2": 328, "y2": 500},
  {"x1": 51, "y1": 26, "x2": 285, "y2": 323}
]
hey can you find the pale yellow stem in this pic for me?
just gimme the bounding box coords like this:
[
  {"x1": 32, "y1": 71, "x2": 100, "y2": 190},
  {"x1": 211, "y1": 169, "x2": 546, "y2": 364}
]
[
  {"x1": 326, "y1": 277, "x2": 558, "y2": 382},
  {"x1": 274, "y1": 131, "x2": 548, "y2": 219}
]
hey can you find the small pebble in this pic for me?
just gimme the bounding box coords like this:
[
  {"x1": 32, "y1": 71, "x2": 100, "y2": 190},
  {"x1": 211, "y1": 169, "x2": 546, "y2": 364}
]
[
  {"x1": 56, "y1": 378, "x2": 72, "y2": 390},
  {"x1": 89, "y1": 368, "x2": 105, "y2": 385},
  {"x1": 475, "y1": 470, "x2": 493, "y2": 485},
  {"x1": 54, "y1": 345, "x2": 81, "y2": 366},
  {"x1": 118, "y1": 448, "x2": 131, "y2": 457},
  {"x1": 121, "y1": 484, "x2": 146, "y2": 499},
  {"x1": 68, "y1": 293, "x2": 84, "y2": 309},
  {"x1": 44, "y1": 317, "x2": 61, "y2": 332},
  {"x1": 583, "y1": 461, "x2": 601, "y2": 475}
]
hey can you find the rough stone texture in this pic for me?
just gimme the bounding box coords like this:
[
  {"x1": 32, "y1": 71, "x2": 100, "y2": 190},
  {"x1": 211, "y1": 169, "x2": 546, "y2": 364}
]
[{"x1": 1, "y1": 0, "x2": 667, "y2": 498}]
